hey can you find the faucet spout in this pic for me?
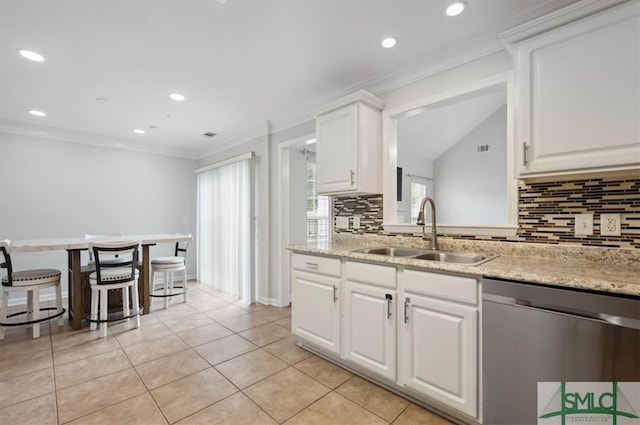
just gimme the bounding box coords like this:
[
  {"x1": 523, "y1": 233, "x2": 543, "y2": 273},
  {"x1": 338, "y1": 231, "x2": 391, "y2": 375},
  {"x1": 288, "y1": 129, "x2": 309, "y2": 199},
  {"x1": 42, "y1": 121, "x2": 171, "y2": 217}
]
[{"x1": 416, "y1": 196, "x2": 438, "y2": 250}]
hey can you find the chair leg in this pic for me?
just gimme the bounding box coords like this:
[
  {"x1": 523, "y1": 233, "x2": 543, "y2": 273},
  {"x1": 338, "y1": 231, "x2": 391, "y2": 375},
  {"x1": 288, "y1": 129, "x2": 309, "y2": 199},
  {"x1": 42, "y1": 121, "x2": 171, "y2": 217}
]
[
  {"x1": 99, "y1": 288, "x2": 108, "y2": 338},
  {"x1": 32, "y1": 288, "x2": 40, "y2": 339},
  {"x1": 26, "y1": 290, "x2": 34, "y2": 331},
  {"x1": 0, "y1": 288, "x2": 7, "y2": 340},
  {"x1": 123, "y1": 287, "x2": 130, "y2": 319},
  {"x1": 90, "y1": 287, "x2": 98, "y2": 331},
  {"x1": 149, "y1": 269, "x2": 155, "y2": 306},
  {"x1": 183, "y1": 269, "x2": 188, "y2": 303},
  {"x1": 131, "y1": 283, "x2": 140, "y2": 329},
  {"x1": 163, "y1": 271, "x2": 169, "y2": 309},
  {"x1": 56, "y1": 282, "x2": 64, "y2": 327}
]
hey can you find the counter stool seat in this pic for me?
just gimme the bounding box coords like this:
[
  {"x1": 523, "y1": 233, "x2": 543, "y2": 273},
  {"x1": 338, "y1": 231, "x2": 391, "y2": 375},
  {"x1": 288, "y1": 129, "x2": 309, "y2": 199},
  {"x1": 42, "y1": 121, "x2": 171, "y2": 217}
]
[
  {"x1": 1, "y1": 240, "x2": 65, "y2": 340},
  {"x1": 150, "y1": 242, "x2": 188, "y2": 309}
]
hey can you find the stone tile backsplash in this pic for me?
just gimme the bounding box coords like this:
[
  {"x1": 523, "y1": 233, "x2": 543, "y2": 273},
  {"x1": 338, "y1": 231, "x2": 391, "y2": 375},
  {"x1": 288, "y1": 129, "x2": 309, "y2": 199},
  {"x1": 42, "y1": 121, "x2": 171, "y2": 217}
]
[{"x1": 333, "y1": 176, "x2": 640, "y2": 249}]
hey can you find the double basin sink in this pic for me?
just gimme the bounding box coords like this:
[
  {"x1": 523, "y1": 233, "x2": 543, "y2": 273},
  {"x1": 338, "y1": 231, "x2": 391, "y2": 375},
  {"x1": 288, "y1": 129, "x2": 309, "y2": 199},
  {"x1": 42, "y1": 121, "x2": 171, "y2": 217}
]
[{"x1": 352, "y1": 246, "x2": 494, "y2": 266}]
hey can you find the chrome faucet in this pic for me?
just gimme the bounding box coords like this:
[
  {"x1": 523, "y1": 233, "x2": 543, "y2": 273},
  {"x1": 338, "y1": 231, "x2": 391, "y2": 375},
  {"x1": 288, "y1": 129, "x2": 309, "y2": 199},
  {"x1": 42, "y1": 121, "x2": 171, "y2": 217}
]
[{"x1": 416, "y1": 196, "x2": 438, "y2": 251}]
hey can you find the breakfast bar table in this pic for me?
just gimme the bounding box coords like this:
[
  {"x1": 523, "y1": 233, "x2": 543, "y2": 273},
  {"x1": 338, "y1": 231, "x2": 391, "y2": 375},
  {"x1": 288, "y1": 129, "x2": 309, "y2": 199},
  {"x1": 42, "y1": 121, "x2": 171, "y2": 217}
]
[{"x1": 11, "y1": 233, "x2": 192, "y2": 330}]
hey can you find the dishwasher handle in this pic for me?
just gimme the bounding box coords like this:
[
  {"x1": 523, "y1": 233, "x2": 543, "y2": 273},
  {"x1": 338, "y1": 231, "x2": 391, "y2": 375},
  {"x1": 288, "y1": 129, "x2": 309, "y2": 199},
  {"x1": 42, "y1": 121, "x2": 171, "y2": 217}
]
[{"x1": 484, "y1": 293, "x2": 640, "y2": 331}]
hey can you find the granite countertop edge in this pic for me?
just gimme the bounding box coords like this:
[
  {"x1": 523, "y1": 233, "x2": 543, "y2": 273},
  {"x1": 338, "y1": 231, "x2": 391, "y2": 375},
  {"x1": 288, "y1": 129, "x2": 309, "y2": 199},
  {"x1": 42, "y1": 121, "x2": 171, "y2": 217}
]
[{"x1": 288, "y1": 244, "x2": 640, "y2": 297}]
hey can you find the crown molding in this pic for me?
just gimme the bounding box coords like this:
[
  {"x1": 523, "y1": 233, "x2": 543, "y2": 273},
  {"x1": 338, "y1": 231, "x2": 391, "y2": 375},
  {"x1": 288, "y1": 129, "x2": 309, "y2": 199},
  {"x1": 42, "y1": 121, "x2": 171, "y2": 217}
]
[
  {"x1": 499, "y1": 0, "x2": 630, "y2": 48},
  {"x1": 0, "y1": 119, "x2": 198, "y2": 159},
  {"x1": 313, "y1": 90, "x2": 385, "y2": 117}
]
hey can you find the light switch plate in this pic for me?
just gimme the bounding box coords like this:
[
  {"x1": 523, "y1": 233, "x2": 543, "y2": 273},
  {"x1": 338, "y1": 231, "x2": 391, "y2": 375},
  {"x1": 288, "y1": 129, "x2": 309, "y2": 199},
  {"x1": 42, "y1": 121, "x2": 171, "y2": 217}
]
[
  {"x1": 352, "y1": 216, "x2": 361, "y2": 229},
  {"x1": 575, "y1": 214, "x2": 593, "y2": 236},
  {"x1": 336, "y1": 216, "x2": 349, "y2": 229}
]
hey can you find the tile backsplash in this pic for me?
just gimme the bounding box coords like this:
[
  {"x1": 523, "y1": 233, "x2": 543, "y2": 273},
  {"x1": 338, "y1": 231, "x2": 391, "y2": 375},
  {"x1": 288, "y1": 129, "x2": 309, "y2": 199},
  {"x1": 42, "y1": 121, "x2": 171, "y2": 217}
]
[{"x1": 334, "y1": 176, "x2": 640, "y2": 249}]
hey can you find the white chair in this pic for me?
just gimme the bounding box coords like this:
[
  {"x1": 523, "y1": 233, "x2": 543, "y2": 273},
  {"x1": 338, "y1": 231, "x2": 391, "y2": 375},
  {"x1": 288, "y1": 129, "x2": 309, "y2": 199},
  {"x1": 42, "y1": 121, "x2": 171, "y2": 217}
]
[
  {"x1": 0, "y1": 239, "x2": 65, "y2": 339},
  {"x1": 88, "y1": 241, "x2": 141, "y2": 338},
  {"x1": 150, "y1": 242, "x2": 188, "y2": 309}
]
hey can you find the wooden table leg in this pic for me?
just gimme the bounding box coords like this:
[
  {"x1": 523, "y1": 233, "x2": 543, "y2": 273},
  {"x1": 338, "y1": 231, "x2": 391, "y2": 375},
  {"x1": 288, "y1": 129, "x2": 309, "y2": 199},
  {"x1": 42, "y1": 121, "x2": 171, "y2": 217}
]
[
  {"x1": 141, "y1": 244, "x2": 151, "y2": 315},
  {"x1": 67, "y1": 249, "x2": 83, "y2": 330}
]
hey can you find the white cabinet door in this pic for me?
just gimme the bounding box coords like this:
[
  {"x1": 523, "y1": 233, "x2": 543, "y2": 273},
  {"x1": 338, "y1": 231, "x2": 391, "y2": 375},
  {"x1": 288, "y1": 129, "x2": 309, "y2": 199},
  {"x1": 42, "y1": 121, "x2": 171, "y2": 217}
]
[
  {"x1": 344, "y1": 281, "x2": 396, "y2": 380},
  {"x1": 398, "y1": 292, "x2": 477, "y2": 418},
  {"x1": 515, "y1": 3, "x2": 640, "y2": 176},
  {"x1": 316, "y1": 103, "x2": 359, "y2": 194},
  {"x1": 292, "y1": 270, "x2": 341, "y2": 355}
]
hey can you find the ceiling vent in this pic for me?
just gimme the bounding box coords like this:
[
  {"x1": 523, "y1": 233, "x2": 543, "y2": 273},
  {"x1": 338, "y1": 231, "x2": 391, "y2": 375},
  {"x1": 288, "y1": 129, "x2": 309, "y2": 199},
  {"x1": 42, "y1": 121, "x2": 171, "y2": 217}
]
[
  {"x1": 476, "y1": 144, "x2": 490, "y2": 153},
  {"x1": 203, "y1": 132, "x2": 217, "y2": 138}
]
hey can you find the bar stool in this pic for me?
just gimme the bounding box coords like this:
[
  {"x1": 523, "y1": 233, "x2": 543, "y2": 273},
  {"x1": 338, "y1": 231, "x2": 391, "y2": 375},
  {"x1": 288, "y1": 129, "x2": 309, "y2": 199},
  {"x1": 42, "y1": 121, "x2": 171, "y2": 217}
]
[
  {"x1": 150, "y1": 242, "x2": 188, "y2": 309},
  {"x1": 88, "y1": 241, "x2": 142, "y2": 338},
  {"x1": 0, "y1": 239, "x2": 65, "y2": 339}
]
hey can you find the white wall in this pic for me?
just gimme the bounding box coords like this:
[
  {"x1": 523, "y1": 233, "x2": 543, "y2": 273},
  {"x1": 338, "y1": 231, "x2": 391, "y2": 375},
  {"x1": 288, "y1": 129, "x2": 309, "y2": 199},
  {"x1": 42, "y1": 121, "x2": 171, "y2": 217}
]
[
  {"x1": 433, "y1": 105, "x2": 507, "y2": 224},
  {"x1": 0, "y1": 131, "x2": 197, "y2": 301},
  {"x1": 197, "y1": 133, "x2": 271, "y2": 305}
]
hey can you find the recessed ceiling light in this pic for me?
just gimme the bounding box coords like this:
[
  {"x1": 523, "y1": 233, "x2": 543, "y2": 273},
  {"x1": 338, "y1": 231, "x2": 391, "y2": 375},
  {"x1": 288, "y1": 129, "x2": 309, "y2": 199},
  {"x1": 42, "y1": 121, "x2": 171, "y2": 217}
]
[
  {"x1": 96, "y1": 97, "x2": 111, "y2": 104},
  {"x1": 28, "y1": 109, "x2": 46, "y2": 117},
  {"x1": 169, "y1": 93, "x2": 186, "y2": 101},
  {"x1": 381, "y1": 37, "x2": 398, "y2": 48},
  {"x1": 133, "y1": 129, "x2": 145, "y2": 134},
  {"x1": 18, "y1": 49, "x2": 45, "y2": 62},
  {"x1": 446, "y1": 2, "x2": 466, "y2": 17}
]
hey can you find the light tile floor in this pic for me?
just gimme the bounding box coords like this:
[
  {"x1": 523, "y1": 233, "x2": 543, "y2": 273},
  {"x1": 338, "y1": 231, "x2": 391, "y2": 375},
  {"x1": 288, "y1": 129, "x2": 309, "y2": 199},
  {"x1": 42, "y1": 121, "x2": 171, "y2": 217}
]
[{"x1": 0, "y1": 282, "x2": 454, "y2": 425}]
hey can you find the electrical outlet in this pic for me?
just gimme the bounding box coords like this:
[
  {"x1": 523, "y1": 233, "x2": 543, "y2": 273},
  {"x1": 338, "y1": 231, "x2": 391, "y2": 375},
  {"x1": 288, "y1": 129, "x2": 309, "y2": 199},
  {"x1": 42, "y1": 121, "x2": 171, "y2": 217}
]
[
  {"x1": 352, "y1": 216, "x2": 361, "y2": 229},
  {"x1": 600, "y1": 213, "x2": 621, "y2": 236},
  {"x1": 336, "y1": 216, "x2": 349, "y2": 229},
  {"x1": 575, "y1": 214, "x2": 593, "y2": 236}
]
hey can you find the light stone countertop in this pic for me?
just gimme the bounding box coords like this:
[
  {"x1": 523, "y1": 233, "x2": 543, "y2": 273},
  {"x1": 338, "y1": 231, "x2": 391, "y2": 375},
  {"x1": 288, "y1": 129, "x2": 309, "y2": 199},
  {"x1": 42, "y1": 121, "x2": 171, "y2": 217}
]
[{"x1": 288, "y1": 237, "x2": 640, "y2": 297}]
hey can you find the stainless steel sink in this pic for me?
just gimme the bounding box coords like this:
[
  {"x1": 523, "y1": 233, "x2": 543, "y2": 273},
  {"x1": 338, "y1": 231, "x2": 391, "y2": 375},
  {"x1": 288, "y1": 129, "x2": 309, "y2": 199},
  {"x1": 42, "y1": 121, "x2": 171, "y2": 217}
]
[
  {"x1": 352, "y1": 246, "x2": 495, "y2": 266},
  {"x1": 413, "y1": 251, "x2": 491, "y2": 265},
  {"x1": 355, "y1": 247, "x2": 425, "y2": 257}
]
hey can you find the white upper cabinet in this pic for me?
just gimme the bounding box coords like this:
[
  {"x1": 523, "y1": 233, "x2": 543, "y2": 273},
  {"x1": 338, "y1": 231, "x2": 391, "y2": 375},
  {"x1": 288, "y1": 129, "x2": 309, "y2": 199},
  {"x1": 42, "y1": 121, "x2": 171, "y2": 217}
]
[
  {"x1": 315, "y1": 90, "x2": 385, "y2": 195},
  {"x1": 506, "y1": 1, "x2": 640, "y2": 177}
]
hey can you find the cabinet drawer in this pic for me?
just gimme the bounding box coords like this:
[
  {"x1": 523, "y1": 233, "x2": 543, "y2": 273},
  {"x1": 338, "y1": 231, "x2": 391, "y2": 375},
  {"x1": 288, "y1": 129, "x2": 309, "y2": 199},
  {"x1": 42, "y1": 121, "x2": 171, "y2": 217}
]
[
  {"x1": 345, "y1": 261, "x2": 396, "y2": 289},
  {"x1": 292, "y1": 253, "x2": 341, "y2": 277},
  {"x1": 402, "y1": 269, "x2": 477, "y2": 305}
]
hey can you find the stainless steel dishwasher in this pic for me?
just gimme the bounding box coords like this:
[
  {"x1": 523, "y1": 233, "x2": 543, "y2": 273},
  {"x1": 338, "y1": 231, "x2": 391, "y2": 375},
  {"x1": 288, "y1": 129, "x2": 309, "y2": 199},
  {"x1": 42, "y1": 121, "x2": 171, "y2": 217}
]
[{"x1": 483, "y1": 278, "x2": 640, "y2": 425}]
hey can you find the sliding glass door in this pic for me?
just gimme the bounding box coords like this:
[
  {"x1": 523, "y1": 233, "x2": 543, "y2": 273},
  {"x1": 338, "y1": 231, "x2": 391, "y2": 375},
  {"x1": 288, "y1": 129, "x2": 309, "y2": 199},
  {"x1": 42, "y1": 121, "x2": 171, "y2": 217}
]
[{"x1": 196, "y1": 154, "x2": 253, "y2": 303}]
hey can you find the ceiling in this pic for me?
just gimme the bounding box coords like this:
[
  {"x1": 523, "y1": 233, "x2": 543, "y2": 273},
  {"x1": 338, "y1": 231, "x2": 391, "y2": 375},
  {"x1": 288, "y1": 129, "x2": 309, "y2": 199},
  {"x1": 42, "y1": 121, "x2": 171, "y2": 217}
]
[
  {"x1": 398, "y1": 84, "x2": 507, "y2": 161},
  {"x1": 0, "y1": 0, "x2": 577, "y2": 159}
]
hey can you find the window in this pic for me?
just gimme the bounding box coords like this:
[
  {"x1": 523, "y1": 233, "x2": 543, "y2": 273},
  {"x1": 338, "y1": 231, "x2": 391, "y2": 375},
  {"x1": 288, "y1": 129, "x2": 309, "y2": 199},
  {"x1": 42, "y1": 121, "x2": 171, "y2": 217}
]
[
  {"x1": 410, "y1": 181, "x2": 427, "y2": 223},
  {"x1": 306, "y1": 160, "x2": 330, "y2": 245}
]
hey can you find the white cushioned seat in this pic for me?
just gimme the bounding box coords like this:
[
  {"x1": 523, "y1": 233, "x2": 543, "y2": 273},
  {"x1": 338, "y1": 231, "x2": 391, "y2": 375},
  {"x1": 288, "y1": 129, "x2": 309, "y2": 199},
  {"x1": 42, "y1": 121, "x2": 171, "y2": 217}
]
[
  {"x1": 2, "y1": 269, "x2": 61, "y2": 286},
  {"x1": 89, "y1": 268, "x2": 139, "y2": 283},
  {"x1": 151, "y1": 257, "x2": 185, "y2": 268},
  {"x1": 1, "y1": 240, "x2": 65, "y2": 340}
]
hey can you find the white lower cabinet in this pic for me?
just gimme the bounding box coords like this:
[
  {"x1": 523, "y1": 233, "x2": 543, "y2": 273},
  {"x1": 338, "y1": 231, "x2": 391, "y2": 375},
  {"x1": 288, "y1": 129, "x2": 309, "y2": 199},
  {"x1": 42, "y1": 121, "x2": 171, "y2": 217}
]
[
  {"x1": 291, "y1": 254, "x2": 341, "y2": 355},
  {"x1": 344, "y1": 261, "x2": 397, "y2": 380},
  {"x1": 291, "y1": 254, "x2": 480, "y2": 422},
  {"x1": 398, "y1": 269, "x2": 478, "y2": 418}
]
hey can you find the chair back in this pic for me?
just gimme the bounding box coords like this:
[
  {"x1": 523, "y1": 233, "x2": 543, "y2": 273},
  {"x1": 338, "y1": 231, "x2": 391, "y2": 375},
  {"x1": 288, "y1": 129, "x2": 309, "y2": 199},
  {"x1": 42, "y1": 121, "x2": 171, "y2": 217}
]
[
  {"x1": 0, "y1": 240, "x2": 13, "y2": 286},
  {"x1": 85, "y1": 233, "x2": 123, "y2": 262},
  {"x1": 174, "y1": 241, "x2": 189, "y2": 260},
  {"x1": 89, "y1": 240, "x2": 139, "y2": 285}
]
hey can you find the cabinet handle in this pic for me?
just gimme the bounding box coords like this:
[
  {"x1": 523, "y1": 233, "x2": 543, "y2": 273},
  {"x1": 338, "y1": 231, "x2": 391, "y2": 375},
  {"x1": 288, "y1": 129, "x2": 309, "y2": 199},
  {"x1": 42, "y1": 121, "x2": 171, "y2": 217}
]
[
  {"x1": 386, "y1": 294, "x2": 393, "y2": 319},
  {"x1": 404, "y1": 297, "x2": 410, "y2": 323},
  {"x1": 522, "y1": 142, "x2": 528, "y2": 166},
  {"x1": 305, "y1": 262, "x2": 318, "y2": 270},
  {"x1": 350, "y1": 170, "x2": 355, "y2": 186},
  {"x1": 333, "y1": 285, "x2": 338, "y2": 302}
]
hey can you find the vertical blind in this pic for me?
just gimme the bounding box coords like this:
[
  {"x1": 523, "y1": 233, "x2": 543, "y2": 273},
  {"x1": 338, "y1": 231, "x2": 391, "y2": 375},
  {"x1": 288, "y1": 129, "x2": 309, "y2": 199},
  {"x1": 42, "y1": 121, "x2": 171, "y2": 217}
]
[{"x1": 196, "y1": 153, "x2": 253, "y2": 303}]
